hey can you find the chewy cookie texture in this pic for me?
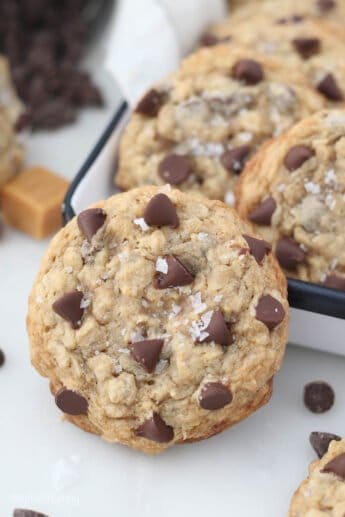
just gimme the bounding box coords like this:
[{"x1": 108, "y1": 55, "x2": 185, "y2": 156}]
[
  {"x1": 116, "y1": 46, "x2": 324, "y2": 203},
  {"x1": 236, "y1": 110, "x2": 345, "y2": 287},
  {"x1": 27, "y1": 186, "x2": 288, "y2": 454},
  {"x1": 289, "y1": 438, "x2": 345, "y2": 516}
]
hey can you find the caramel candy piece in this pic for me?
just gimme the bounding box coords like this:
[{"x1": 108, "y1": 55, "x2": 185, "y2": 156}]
[{"x1": 0, "y1": 166, "x2": 69, "y2": 239}]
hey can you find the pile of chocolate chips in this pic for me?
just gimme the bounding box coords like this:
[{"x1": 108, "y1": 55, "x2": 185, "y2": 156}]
[{"x1": 0, "y1": 0, "x2": 104, "y2": 130}]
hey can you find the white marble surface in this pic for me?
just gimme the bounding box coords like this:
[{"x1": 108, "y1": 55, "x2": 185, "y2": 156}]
[{"x1": 1, "y1": 58, "x2": 345, "y2": 517}]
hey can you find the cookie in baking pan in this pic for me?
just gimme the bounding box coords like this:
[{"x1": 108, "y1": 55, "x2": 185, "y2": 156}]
[
  {"x1": 237, "y1": 109, "x2": 345, "y2": 288},
  {"x1": 205, "y1": 15, "x2": 345, "y2": 105},
  {"x1": 116, "y1": 46, "x2": 325, "y2": 203},
  {"x1": 27, "y1": 186, "x2": 288, "y2": 454},
  {"x1": 289, "y1": 438, "x2": 345, "y2": 516}
]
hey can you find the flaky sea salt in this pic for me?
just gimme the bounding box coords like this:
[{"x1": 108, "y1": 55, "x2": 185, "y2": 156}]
[
  {"x1": 134, "y1": 218, "x2": 149, "y2": 232},
  {"x1": 276, "y1": 183, "x2": 286, "y2": 193},
  {"x1": 168, "y1": 303, "x2": 181, "y2": 319},
  {"x1": 141, "y1": 299, "x2": 149, "y2": 308},
  {"x1": 80, "y1": 295, "x2": 91, "y2": 309},
  {"x1": 325, "y1": 193, "x2": 336, "y2": 210},
  {"x1": 197, "y1": 232, "x2": 209, "y2": 240},
  {"x1": 238, "y1": 131, "x2": 253, "y2": 143},
  {"x1": 156, "y1": 257, "x2": 168, "y2": 274},
  {"x1": 325, "y1": 111, "x2": 345, "y2": 127},
  {"x1": 324, "y1": 168, "x2": 336, "y2": 185},
  {"x1": 64, "y1": 266, "x2": 73, "y2": 274},
  {"x1": 214, "y1": 294, "x2": 223, "y2": 303},
  {"x1": 114, "y1": 364, "x2": 123, "y2": 374},
  {"x1": 118, "y1": 348, "x2": 130, "y2": 354},
  {"x1": 190, "y1": 292, "x2": 207, "y2": 314},
  {"x1": 155, "y1": 359, "x2": 168, "y2": 373},
  {"x1": 224, "y1": 191, "x2": 235, "y2": 207},
  {"x1": 304, "y1": 182, "x2": 320, "y2": 195}
]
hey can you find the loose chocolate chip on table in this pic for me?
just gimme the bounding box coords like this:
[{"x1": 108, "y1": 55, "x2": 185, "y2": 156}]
[
  {"x1": 256, "y1": 295, "x2": 285, "y2": 330},
  {"x1": 232, "y1": 59, "x2": 264, "y2": 85},
  {"x1": 200, "y1": 311, "x2": 234, "y2": 347},
  {"x1": 220, "y1": 145, "x2": 251, "y2": 174},
  {"x1": 248, "y1": 197, "x2": 276, "y2": 226},
  {"x1": 0, "y1": 349, "x2": 5, "y2": 367},
  {"x1": 243, "y1": 234, "x2": 272, "y2": 265},
  {"x1": 276, "y1": 237, "x2": 306, "y2": 270},
  {"x1": 154, "y1": 255, "x2": 194, "y2": 289},
  {"x1": 324, "y1": 274, "x2": 345, "y2": 291},
  {"x1": 52, "y1": 290, "x2": 84, "y2": 329},
  {"x1": 284, "y1": 145, "x2": 315, "y2": 171},
  {"x1": 13, "y1": 510, "x2": 48, "y2": 517},
  {"x1": 130, "y1": 339, "x2": 164, "y2": 373},
  {"x1": 199, "y1": 382, "x2": 233, "y2": 410},
  {"x1": 143, "y1": 193, "x2": 179, "y2": 228},
  {"x1": 158, "y1": 154, "x2": 191, "y2": 185},
  {"x1": 136, "y1": 413, "x2": 174, "y2": 443},
  {"x1": 135, "y1": 89, "x2": 164, "y2": 117},
  {"x1": 317, "y1": 73, "x2": 343, "y2": 101},
  {"x1": 304, "y1": 381, "x2": 335, "y2": 413},
  {"x1": 322, "y1": 453, "x2": 345, "y2": 479},
  {"x1": 55, "y1": 388, "x2": 88, "y2": 416},
  {"x1": 317, "y1": 0, "x2": 336, "y2": 12},
  {"x1": 77, "y1": 208, "x2": 106, "y2": 242},
  {"x1": 292, "y1": 38, "x2": 321, "y2": 59},
  {"x1": 310, "y1": 432, "x2": 342, "y2": 458}
]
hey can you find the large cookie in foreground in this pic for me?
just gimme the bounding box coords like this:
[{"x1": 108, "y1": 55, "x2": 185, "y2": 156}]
[
  {"x1": 289, "y1": 438, "x2": 345, "y2": 516},
  {"x1": 237, "y1": 109, "x2": 345, "y2": 287},
  {"x1": 116, "y1": 46, "x2": 324, "y2": 204},
  {"x1": 27, "y1": 186, "x2": 288, "y2": 454}
]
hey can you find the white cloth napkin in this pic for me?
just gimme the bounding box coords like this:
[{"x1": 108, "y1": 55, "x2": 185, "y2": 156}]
[{"x1": 105, "y1": 0, "x2": 227, "y2": 106}]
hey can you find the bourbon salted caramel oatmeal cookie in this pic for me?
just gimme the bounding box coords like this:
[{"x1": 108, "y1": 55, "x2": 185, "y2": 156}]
[
  {"x1": 27, "y1": 186, "x2": 288, "y2": 454},
  {"x1": 204, "y1": 15, "x2": 345, "y2": 104},
  {"x1": 116, "y1": 46, "x2": 324, "y2": 204},
  {"x1": 237, "y1": 110, "x2": 345, "y2": 288},
  {"x1": 0, "y1": 110, "x2": 24, "y2": 187},
  {"x1": 289, "y1": 438, "x2": 345, "y2": 516}
]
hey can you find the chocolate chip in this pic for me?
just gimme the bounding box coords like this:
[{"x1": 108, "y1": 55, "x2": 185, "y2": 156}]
[
  {"x1": 243, "y1": 235, "x2": 272, "y2": 265},
  {"x1": 276, "y1": 237, "x2": 306, "y2": 270},
  {"x1": 200, "y1": 33, "x2": 220, "y2": 47},
  {"x1": 0, "y1": 349, "x2": 5, "y2": 367},
  {"x1": 317, "y1": 73, "x2": 343, "y2": 101},
  {"x1": 220, "y1": 145, "x2": 251, "y2": 174},
  {"x1": 135, "y1": 89, "x2": 164, "y2": 117},
  {"x1": 284, "y1": 145, "x2": 315, "y2": 171},
  {"x1": 143, "y1": 193, "x2": 179, "y2": 228},
  {"x1": 199, "y1": 382, "x2": 233, "y2": 410},
  {"x1": 248, "y1": 197, "x2": 276, "y2": 226},
  {"x1": 310, "y1": 432, "x2": 342, "y2": 458},
  {"x1": 55, "y1": 388, "x2": 88, "y2": 416},
  {"x1": 52, "y1": 290, "x2": 84, "y2": 329},
  {"x1": 232, "y1": 59, "x2": 264, "y2": 85},
  {"x1": 13, "y1": 510, "x2": 48, "y2": 517},
  {"x1": 200, "y1": 311, "x2": 234, "y2": 347},
  {"x1": 292, "y1": 38, "x2": 320, "y2": 59},
  {"x1": 304, "y1": 381, "x2": 335, "y2": 413},
  {"x1": 324, "y1": 274, "x2": 345, "y2": 291},
  {"x1": 77, "y1": 208, "x2": 106, "y2": 242},
  {"x1": 158, "y1": 154, "x2": 191, "y2": 185},
  {"x1": 322, "y1": 453, "x2": 345, "y2": 480},
  {"x1": 317, "y1": 0, "x2": 336, "y2": 12},
  {"x1": 154, "y1": 255, "x2": 194, "y2": 289},
  {"x1": 136, "y1": 413, "x2": 174, "y2": 443},
  {"x1": 129, "y1": 339, "x2": 164, "y2": 373},
  {"x1": 255, "y1": 295, "x2": 285, "y2": 330}
]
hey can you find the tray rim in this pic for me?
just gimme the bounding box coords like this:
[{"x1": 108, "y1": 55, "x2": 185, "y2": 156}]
[{"x1": 62, "y1": 100, "x2": 345, "y2": 321}]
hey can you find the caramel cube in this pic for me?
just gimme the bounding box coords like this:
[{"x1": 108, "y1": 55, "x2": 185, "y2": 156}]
[{"x1": 0, "y1": 166, "x2": 69, "y2": 239}]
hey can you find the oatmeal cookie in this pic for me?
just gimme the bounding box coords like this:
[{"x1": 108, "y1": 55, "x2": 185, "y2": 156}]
[
  {"x1": 116, "y1": 46, "x2": 324, "y2": 203},
  {"x1": 27, "y1": 186, "x2": 288, "y2": 454},
  {"x1": 289, "y1": 438, "x2": 345, "y2": 517},
  {"x1": 237, "y1": 109, "x2": 345, "y2": 287},
  {"x1": 0, "y1": 110, "x2": 24, "y2": 187}
]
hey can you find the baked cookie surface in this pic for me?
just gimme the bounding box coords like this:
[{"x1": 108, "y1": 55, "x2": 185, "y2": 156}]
[
  {"x1": 237, "y1": 110, "x2": 345, "y2": 287},
  {"x1": 0, "y1": 111, "x2": 24, "y2": 187},
  {"x1": 116, "y1": 46, "x2": 324, "y2": 203},
  {"x1": 289, "y1": 438, "x2": 345, "y2": 516},
  {"x1": 27, "y1": 186, "x2": 288, "y2": 454},
  {"x1": 207, "y1": 15, "x2": 345, "y2": 105}
]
